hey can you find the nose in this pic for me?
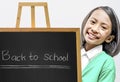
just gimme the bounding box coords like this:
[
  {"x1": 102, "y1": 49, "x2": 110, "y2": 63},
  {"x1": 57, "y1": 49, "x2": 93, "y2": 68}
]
[{"x1": 91, "y1": 25, "x2": 99, "y2": 33}]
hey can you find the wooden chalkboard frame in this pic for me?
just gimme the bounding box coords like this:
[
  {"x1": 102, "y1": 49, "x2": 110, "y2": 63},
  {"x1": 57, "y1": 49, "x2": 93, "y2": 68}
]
[{"x1": 0, "y1": 28, "x2": 81, "y2": 82}]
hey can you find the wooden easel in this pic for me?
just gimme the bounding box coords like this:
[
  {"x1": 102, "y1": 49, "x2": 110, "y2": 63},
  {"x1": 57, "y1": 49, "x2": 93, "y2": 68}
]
[{"x1": 16, "y1": 2, "x2": 50, "y2": 28}]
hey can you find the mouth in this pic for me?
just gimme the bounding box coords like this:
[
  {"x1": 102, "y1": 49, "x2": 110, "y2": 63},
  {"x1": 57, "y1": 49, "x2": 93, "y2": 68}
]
[{"x1": 87, "y1": 31, "x2": 100, "y2": 40}]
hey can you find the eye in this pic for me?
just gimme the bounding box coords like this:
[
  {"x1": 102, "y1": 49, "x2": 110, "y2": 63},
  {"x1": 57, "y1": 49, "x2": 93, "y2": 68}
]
[
  {"x1": 101, "y1": 26, "x2": 107, "y2": 30},
  {"x1": 90, "y1": 20, "x2": 96, "y2": 25}
]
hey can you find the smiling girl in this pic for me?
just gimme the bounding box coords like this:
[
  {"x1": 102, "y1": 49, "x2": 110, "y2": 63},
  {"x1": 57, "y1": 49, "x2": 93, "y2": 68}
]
[{"x1": 81, "y1": 6, "x2": 120, "y2": 82}]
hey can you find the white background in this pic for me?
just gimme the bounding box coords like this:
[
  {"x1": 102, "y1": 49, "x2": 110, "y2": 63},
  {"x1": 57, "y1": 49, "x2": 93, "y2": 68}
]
[{"x1": 0, "y1": 0, "x2": 120, "y2": 82}]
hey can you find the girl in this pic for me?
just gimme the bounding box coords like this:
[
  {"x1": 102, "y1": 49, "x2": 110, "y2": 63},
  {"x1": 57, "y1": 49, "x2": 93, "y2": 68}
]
[{"x1": 81, "y1": 6, "x2": 120, "y2": 82}]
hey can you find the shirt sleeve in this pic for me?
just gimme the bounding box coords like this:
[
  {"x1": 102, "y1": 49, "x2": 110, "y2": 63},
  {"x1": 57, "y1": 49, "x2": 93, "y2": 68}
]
[{"x1": 98, "y1": 58, "x2": 116, "y2": 82}]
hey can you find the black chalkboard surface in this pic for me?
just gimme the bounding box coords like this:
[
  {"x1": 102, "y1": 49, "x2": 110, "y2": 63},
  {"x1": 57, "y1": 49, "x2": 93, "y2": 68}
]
[{"x1": 0, "y1": 28, "x2": 81, "y2": 82}]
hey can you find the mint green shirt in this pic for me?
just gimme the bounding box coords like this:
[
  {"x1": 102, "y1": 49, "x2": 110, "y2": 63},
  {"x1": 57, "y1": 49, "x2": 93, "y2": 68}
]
[{"x1": 82, "y1": 51, "x2": 116, "y2": 82}]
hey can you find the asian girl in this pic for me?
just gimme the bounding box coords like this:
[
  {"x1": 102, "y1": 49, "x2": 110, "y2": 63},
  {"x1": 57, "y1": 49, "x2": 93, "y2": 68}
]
[{"x1": 81, "y1": 6, "x2": 120, "y2": 82}]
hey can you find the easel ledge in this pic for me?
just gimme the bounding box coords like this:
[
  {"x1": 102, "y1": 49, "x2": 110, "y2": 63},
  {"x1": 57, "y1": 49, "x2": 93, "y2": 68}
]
[
  {"x1": 19, "y1": 2, "x2": 47, "y2": 6},
  {"x1": 0, "y1": 28, "x2": 80, "y2": 32}
]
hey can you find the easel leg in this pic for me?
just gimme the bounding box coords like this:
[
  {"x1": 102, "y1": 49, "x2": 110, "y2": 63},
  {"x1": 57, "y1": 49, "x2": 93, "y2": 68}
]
[
  {"x1": 16, "y1": 2, "x2": 50, "y2": 28},
  {"x1": 31, "y1": 6, "x2": 35, "y2": 28},
  {"x1": 16, "y1": 5, "x2": 22, "y2": 28},
  {"x1": 44, "y1": 4, "x2": 50, "y2": 28}
]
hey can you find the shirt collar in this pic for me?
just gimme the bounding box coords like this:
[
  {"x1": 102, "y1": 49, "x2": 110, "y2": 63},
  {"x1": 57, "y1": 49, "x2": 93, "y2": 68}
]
[{"x1": 81, "y1": 45, "x2": 103, "y2": 60}]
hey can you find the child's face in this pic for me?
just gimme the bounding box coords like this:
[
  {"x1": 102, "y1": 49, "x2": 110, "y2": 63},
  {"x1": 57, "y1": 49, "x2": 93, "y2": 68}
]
[{"x1": 83, "y1": 9, "x2": 112, "y2": 46}]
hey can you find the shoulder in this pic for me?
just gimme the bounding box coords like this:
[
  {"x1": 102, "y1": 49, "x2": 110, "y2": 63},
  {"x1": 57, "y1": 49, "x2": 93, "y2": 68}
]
[
  {"x1": 98, "y1": 51, "x2": 115, "y2": 69},
  {"x1": 97, "y1": 51, "x2": 114, "y2": 61}
]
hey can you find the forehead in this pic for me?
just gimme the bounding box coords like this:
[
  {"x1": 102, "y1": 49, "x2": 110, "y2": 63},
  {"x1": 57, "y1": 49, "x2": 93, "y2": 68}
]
[{"x1": 89, "y1": 9, "x2": 111, "y2": 25}]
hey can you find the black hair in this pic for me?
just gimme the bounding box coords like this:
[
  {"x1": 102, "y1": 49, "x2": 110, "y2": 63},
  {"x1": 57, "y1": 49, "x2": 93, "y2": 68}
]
[{"x1": 81, "y1": 6, "x2": 120, "y2": 57}]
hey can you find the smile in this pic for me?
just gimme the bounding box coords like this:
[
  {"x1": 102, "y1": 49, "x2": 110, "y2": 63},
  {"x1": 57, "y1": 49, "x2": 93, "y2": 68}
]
[{"x1": 87, "y1": 31, "x2": 100, "y2": 40}]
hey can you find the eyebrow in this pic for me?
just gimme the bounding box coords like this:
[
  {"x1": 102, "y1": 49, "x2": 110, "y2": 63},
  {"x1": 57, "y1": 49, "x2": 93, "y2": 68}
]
[{"x1": 90, "y1": 17, "x2": 110, "y2": 27}]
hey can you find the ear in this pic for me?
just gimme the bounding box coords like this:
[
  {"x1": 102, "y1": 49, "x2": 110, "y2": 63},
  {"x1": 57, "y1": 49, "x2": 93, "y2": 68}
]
[{"x1": 105, "y1": 35, "x2": 115, "y2": 43}]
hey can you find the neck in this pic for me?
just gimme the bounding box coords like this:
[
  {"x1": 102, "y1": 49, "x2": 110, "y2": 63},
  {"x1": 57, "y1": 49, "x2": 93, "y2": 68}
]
[{"x1": 84, "y1": 43, "x2": 97, "y2": 51}]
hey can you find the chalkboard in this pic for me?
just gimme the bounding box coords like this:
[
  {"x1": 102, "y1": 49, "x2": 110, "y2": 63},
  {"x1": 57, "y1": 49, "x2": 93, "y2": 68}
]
[{"x1": 0, "y1": 28, "x2": 81, "y2": 82}]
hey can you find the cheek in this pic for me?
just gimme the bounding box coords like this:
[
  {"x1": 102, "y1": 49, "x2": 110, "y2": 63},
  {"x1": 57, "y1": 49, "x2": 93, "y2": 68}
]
[
  {"x1": 100, "y1": 31, "x2": 111, "y2": 40},
  {"x1": 83, "y1": 24, "x2": 89, "y2": 35},
  {"x1": 83, "y1": 28, "x2": 87, "y2": 39}
]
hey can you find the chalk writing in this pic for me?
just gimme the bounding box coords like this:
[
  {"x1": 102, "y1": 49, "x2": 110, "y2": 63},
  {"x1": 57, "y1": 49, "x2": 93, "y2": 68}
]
[
  {"x1": 0, "y1": 50, "x2": 69, "y2": 62},
  {"x1": 2, "y1": 50, "x2": 26, "y2": 61},
  {"x1": 43, "y1": 53, "x2": 69, "y2": 62},
  {"x1": 29, "y1": 52, "x2": 39, "y2": 61}
]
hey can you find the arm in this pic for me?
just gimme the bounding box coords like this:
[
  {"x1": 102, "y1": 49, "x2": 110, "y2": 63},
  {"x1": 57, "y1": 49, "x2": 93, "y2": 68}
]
[{"x1": 98, "y1": 59, "x2": 116, "y2": 82}]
